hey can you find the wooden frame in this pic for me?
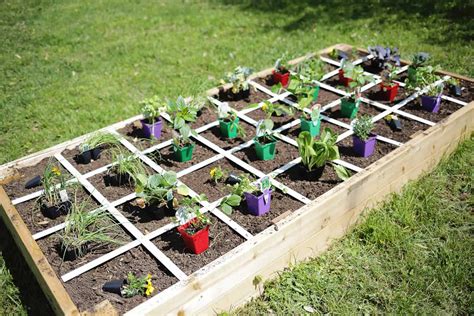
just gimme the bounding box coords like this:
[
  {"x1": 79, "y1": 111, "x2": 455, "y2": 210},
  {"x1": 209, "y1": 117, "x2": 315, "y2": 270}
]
[{"x1": 0, "y1": 44, "x2": 472, "y2": 315}]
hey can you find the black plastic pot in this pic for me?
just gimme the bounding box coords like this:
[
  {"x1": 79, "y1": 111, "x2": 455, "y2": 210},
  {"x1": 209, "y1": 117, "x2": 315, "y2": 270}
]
[
  {"x1": 91, "y1": 147, "x2": 101, "y2": 160},
  {"x1": 59, "y1": 243, "x2": 88, "y2": 261},
  {"x1": 165, "y1": 199, "x2": 177, "y2": 216},
  {"x1": 41, "y1": 201, "x2": 71, "y2": 219},
  {"x1": 231, "y1": 88, "x2": 250, "y2": 101},
  {"x1": 103, "y1": 279, "x2": 125, "y2": 295},
  {"x1": 226, "y1": 173, "x2": 241, "y2": 185},
  {"x1": 79, "y1": 150, "x2": 92, "y2": 164},
  {"x1": 305, "y1": 165, "x2": 326, "y2": 180},
  {"x1": 105, "y1": 173, "x2": 131, "y2": 187},
  {"x1": 25, "y1": 175, "x2": 42, "y2": 189},
  {"x1": 449, "y1": 84, "x2": 462, "y2": 97},
  {"x1": 387, "y1": 117, "x2": 402, "y2": 131}
]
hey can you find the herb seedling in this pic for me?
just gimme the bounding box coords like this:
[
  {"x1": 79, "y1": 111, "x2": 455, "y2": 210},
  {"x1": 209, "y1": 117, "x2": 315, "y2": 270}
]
[
  {"x1": 140, "y1": 95, "x2": 166, "y2": 125},
  {"x1": 79, "y1": 132, "x2": 120, "y2": 153},
  {"x1": 221, "y1": 66, "x2": 253, "y2": 94},
  {"x1": 167, "y1": 96, "x2": 198, "y2": 130},
  {"x1": 248, "y1": 101, "x2": 294, "y2": 119},
  {"x1": 352, "y1": 115, "x2": 374, "y2": 141},
  {"x1": 121, "y1": 273, "x2": 155, "y2": 298},
  {"x1": 209, "y1": 166, "x2": 227, "y2": 184}
]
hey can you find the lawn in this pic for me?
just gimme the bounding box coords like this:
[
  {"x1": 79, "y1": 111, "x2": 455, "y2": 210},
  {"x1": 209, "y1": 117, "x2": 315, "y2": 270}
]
[{"x1": 0, "y1": 0, "x2": 472, "y2": 314}]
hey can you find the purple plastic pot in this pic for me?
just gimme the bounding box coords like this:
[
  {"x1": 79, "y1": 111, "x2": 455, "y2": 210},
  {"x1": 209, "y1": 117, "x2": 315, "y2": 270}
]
[
  {"x1": 353, "y1": 134, "x2": 377, "y2": 158},
  {"x1": 244, "y1": 189, "x2": 272, "y2": 216},
  {"x1": 141, "y1": 117, "x2": 163, "y2": 139},
  {"x1": 421, "y1": 94, "x2": 441, "y2": 113}
]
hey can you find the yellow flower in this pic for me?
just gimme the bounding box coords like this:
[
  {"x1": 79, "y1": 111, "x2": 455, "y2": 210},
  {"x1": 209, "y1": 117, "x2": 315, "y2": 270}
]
[
  {"x1": 145, "y1": 279, "x2": 155, "y2": 296},
  {"x1": 51, "y1": 166, "x2": 61, "y2": 176},
  {"x1": 209, "y1": 167, "x2": 216, "y2": 178},
  {"x1": 261, "y1": 103, "x2": 268, "y2": 112}
]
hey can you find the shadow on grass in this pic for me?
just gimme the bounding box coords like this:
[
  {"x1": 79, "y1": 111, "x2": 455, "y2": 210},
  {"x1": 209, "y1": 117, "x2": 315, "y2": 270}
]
[{"x1": 213, "y1": 0, "x2": 473, "y2": 44}]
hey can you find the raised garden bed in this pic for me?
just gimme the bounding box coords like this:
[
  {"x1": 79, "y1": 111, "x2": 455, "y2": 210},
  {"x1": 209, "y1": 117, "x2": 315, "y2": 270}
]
[{"x1": 0, "y1": 44, "x2": 472, "y2": 315}]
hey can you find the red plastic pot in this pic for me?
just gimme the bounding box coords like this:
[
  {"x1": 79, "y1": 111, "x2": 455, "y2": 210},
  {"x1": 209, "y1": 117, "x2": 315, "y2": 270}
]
[
  {"x1": 379, "y1": 82, "x2": 399, "y2": 102},
  {"x1": 272, "y1": 70, "x2": 290, "y2": 87},
  {"x1": 338, "y1": 69, "x2": 352, "y2": 87},
  {"x1": 177, "y1": 220, "x2": 210, "y2": 255}
]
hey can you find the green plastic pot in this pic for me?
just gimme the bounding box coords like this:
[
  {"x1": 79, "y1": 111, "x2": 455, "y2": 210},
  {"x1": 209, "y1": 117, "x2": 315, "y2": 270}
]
[
  {"x1": 173, "y1": 143, "x2": 195, "y2": 162},
  {"x1": 219, "y1": 117, "x2": 239, "y2": 139},
  {"x1": 254, "y1": 136, "x2": 277, "y2": 161},
  {"x1": 312, "y1": 85, "x2": 320, "y2": 101},
  {"x1": 340, "y1": 99, "x2": 359, "y2": 119},
  {"x1": 300, "y1": 116, "x2": 321, "y2": 137}
]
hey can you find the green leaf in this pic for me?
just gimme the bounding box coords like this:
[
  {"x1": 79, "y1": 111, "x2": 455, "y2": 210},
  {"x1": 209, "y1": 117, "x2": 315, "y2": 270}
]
[
  {"x1": 177, "y1": 185, "x2": 189, "y2": 196},
  {"x1": 221, "y1": 203, "x2": 233, "y2": 216},
  {"x1": 333, "y1": 164, "x2": 351, "y2": 181}
]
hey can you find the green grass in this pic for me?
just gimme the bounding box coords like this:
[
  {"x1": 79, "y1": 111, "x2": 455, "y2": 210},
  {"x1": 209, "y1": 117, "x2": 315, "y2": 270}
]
[
  {"x1": 235, "y1": 136, "x2": 474, "y2": 315},
  {"x1": 0, "y1": 257, "x2": 26, "y2": 315},
  {"x1": 0, "y1": 0, "x2": 472, "y2": 313}
]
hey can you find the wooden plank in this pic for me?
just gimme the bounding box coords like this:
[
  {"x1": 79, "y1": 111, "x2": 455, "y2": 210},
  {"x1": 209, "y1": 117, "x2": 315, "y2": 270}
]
[
  {"x1": 0, "y1": 186, "x2": 80, "y2": 316},
  {"x1": 128, "y1": 102, "x2": 473, "y2": 315}
]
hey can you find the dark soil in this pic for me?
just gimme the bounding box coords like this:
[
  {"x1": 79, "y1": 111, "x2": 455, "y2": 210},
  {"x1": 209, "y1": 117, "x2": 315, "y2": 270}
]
[
  {"x1": 326, "y1": 102, "x2": 384, "y2": 125},
  {"x1": 315, "y1": 88, "x2": 342, "y2": 106},
  {"x1": 116, "y1": 201, "x2": 175, "y2": 235},
  {"x1": 63, "y1": 246, "x2": 178, "y2": 314},
  {"x1": 276, "y1": 163, "x2": 345, "y2": 200},
  {"x1": 62, "y1": 146, "x2": 119, "y2": 175},
  {"x1": 245, "y1": 106, "x2": 297, "y2": 129},
  {"x1": 152, "y1": 214, "x2": 245, "y2": 275},
  {"x1": 230, "y1": 190, "x2": 304, "y2": 235},
  {"x1": 36, "y1": 224, "x2": 133, "y2": 276},
  {"x1": 233, "y1": 140, "x2": 300, "y2": 174},
  {"x1": 147, "y1": 142, "x2": 217, "y2": 173},
  {"x1": 3, "y1": 157, "x2": 72, "y2": 200},
  {"x1": 88, "y1": 171, "x2": 136, "y2": 203},
  {"x1": 443, "y1": 79, "x2": 473, "y2": 103},
  {"x1": 323, "y1": 74, "x2": 347, "y2": 91},
  {"x1": 14, "y1": 184, "x2": 99, "y2": 234},
  {"x1": 179, "y1": 158, "x2": 252, "y2": 202},
  {"x1": 371, "y1": 114, "x2": 429, "y2": 143},
  {"x1": 216, "y1": 87, "x2": 270, "y2": 111},
  {"x1": 200, "y1": 120, "x2": 256, "y2": 151},
  {"x1": 337, "y1": 136, "x2": 399, "y2": 169},
  {"x1": 282, "y1": 120, "x2": 348, "y2": 140},
  {"x1": 401, "y1": 99, "x2": 464, "y2": 123},
  {"x1": 362, "y1": 84, "x2": 409, "y2": 105},
  {"x1": 116, "y1": 120, "x2": 174, "y2": 151},
  {"x1": 191, "y1": 106, "x2": 218, "y2": 130}
]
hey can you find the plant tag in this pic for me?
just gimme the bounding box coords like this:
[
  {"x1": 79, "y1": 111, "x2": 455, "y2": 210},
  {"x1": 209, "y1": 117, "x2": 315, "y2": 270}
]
[
  {"x1": 59, "y1": 190, "x2": 69, "y2": 203},
  {"x1": 260, "y1": 176, "x2": 271, "y2": 191},
  {"x1": 166, "y1": 190, "x2": 173, "y2": 201},
  {"x1": 175, "y1": 206, "x2": 192, "y2": 225},
  {"x1": 218, "y1": 102, "x2": 230, "y2": 118}
]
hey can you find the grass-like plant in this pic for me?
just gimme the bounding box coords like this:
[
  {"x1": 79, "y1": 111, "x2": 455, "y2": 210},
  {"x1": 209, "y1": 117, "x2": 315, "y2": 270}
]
[
  {"x1": 108, "y1": 148, "x2": 146, "y2": 184},
  {"x1": 79, "y1": 132, "x2": 120, "y2": 153},
  {"x1": 297, "y1": 129, "x2": 351, "y2": 180},
  {"x1": 352, "y1": 115, "x2": 375, "y2": 141},
  {"x1": 121, "y1": 273, "x2": 155, "y2": 298},
  {"x1": 221, "y1": 66, "x2": 253, "y2": 94},
  {"x1": 41, "y1": 159, "x2": 67, "y2": 207},
  {"x1": 59, "y1": 201, "x2": 122, "y2": 259}
]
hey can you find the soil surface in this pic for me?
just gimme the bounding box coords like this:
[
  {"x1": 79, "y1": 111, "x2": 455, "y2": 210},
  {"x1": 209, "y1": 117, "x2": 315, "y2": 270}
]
[
  {"x1": 179, "y1": 158, "x2": 252, "y2": 202},
  {"x1": 88, "y1": 171, "x2": 136, "y2": 203},
  {"x1": 152, "y1": 214, "x2": 245, "y2": 275},
  {"x1": 245, "y1": 105, "x2": 297, "y2": 129},
  {"x1": 147, "y1": 142, "x2": 217, "y2": 173},
  {"x1": 63, "y1": 246, "x2": 178, "y2": 314},
  {"x1": 282, "y1": 120, "x2": 348, "y2": 140},
  {"x1": 200, "y1": 120, "x2": 256, "y2": 151},
  {"x1": 276, "y1": 163, "x2": 345, "y2": 200},
  {"x1": 230, "y1": 190, "x2": 304, "y2": 235},
  {"x1": 337, "y1": 136, "x2": 399, "y2": 169},
  {"x1": 3, "y1": 157, "x2": 72, "y2": 199},
  {"x1": 116, "y1": 120, "x2": 174, "y2": 151},
  {"x1": 371, "y1": 114, "x2": 429, "y2": 143},
  {"x1": 442, "y1": 79, "x2": 473, "y2": 103},
  {"x1": 62, "y1": 146, "x2": 120, "y2": 175},
  {"x1": 216, "y1": 87, "x2": 270, "y2": 111},
  {"x1": 191, "y1": 106, "x2": 218, "y2": 130},
  {"x1": 401, "y1": 99, "x2": 464, "y2": 123},
  {"x1": 14, "y1": 184, "x2": 100, "y2": 234},
  {"x1": 233, "y1": 140, "x2": 300, "y2": 174}
]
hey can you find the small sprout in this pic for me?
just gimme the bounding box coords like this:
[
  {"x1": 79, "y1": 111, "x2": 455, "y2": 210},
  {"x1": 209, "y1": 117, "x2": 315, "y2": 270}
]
[
  {"x1": 209, "y1": 166, "x2": 227, "y2": 184},
  {"x1": 121, "y1": 273, "x2": 155, "y2": 298},
  {"x1": 221, "y1": 66, "x2": 253, "y2": 94}
]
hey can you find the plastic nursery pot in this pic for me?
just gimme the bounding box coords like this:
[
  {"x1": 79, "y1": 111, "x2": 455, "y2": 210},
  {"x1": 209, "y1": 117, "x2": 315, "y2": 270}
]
[
  {"x1": 421, "y1": 94, "x2": 442, "y2": 113},
  {"x1": 59, "y1": 243, "x2": 89, "y2": 261},
  {"x1": 40, "y1": 201, "x2": 71, "y2": 219},
  {"x1": 79, "y1": 149, "x2": 92, "y2": 164},
  {"x1": 103, "y1": 279, "x2": 125, "y2": 295},
  {"x1": 300, "y1": 116, "x2": 321, "y2": 137},
  {"x1": 352, "y1": 134, "x2": 377, "y2": 158},
  {"x1": 141, "y1": 117, "x2": 163, "y2": 139},
  {"x1": 449, "y1": 84, "x2": 462, "y2": 97},
  {"x1": 254, "y1": 136, "x2": 277, "y2": 161},
  {"x1": 312, "y1": 85, "x2": 321, "y2": 101},
  {"x1": 244, "y1": 189, "x2": 272, "y2": 216},
  {"x1": 338, "y1": 69, "x2": 352, "y2": 87},
  {"x1": 219, "y1": 117, "x2": 240, "y2": 139},
  {"x1": 105, "y1": 173, "x2": 131, "y2": 187},
  {"x1": 340, "y1": 99, "x2": 359, "y2": 119},
  {"x1": 231, "y1": 88, "x2": 250, "y2": 101},
  {"x1": 173, "y1": 143, "x2": 195, "y2": 162},
  {"x1": 177, "y1": 220, "x2": 210, "y2": 255},
  {"x1": 25, "y1": 175, "x2": 42, "y2": 189},
  {"x1": 379, "y1": 82, "x2": 399, "y2": 103},
  {"x1": 272, "y1": 70, "x2": 290, "y2": 87},
  {"x1": 305, "y1": 164, "x2": 326, "y2": 180}
]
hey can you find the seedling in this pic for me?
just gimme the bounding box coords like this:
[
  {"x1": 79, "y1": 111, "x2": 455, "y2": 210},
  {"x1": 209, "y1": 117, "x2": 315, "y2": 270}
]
[
  {"x1": 296, "y1": 129, "x2": 351, "y2": 180},
  {"x1": 140, "y1": 95, "x2": 165, "y2": 126},
  {"x1": 135, "y1": 171, "x2": 189, "y2": 209},
  {"x1": 299, "y1": 104, "x2": 322, "y2": 137},
  {"x1": 172, "y1": 123, "x2": 197, "y2": 162},
  {"x1": 274, "y1": 54, "x2": 290, "y2": 73},
  {"x1": 108, "y1": 148, "x2": 146, "y2": 185},
  {"x1": 405, "y1": 65, "x2": 443, "y2": 97},
  {"x1": 248, "y1": 101, "x2": 294, "y2": 118},
  {"x1": 121, "y1": 273, "x2": 155, "y2": 298},
  {"x1": 254, "y1": 119, "x2": 277, "y2": 161},
  {"x1": 380, "y1": 64, "x2": 399, "y2": 87},
  {"x1": 221, "y1": 66, "x2": 253, "y2": 94},
  {"x1": 410, "y1": 52, "x2": 430, "y2": 68},
  {"x1": 79, "y1": 132, "x2": 120, "y2": 154},
  {"x1": 294, "y1": 56, "x2": 326, "y2": 82},
  {"x1": 166, "y1": 96, "x2": 199, "y2": 130},
  {"x1": 38, "y1": 159, "x2": 70, "y2": 218},
  {"x1": 217, "y1": 102, "x2": 246, "y2": 139},
  {"x1": 219, "y1": 174, "x2": 255, "y2": 215},
  {"x1": 176, "y1": 195, "x2": 211, "y2": 254},
  {"x1": 340, "y1": 60, "x2": 375, "y2": 118},
  {"x1": 352, "y1": 115, "x2": 374, "y2": 141},
  {"x1": 367, "y1": 46, "x2": 400, "y2": 69},
  {"x1": 209, "y1": 166, "x2": 227, "y2": 184}
]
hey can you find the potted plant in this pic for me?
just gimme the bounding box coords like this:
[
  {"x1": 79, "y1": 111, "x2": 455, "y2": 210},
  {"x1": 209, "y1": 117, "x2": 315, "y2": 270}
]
[
  {"x1": 272, "y1": 54, "x2": 291, "y2": 87},
  {"x1": 59, "y1": 201, "x2": 121, "y2": 261},
  {"x1": 248, "y1": 100, "x2": 294, "y2": 119},
  {"x1": 379, "y1": 64, "x2": 400, "y2": 102},
  {"x1": 221, "y1": 66, "x2": 253, "y2": 100},
  {"x1": 107, "y1": 148, "x2": 146, "y2": 186},
  {"x1": 140, "y1": 95, "x2": 165, "y2": 139},
  {"x1": 253, "y1": 119, "x2": 277, "y2": 161},
  {"x1": 367, "y1": 46, "x2": 400, "y2": 70},
  {"x1": 340, "y1": 62, "x2": 374, "y2": 118},
  {"x1": 447, "y1": 78, "x2": 462, "y2": 97},
  {"x1": 217, "y1": 102, "x2": 246, "y2": 139},
  {"x1": 296, "y1": 128, "x2": 351, "y2": 180},
  {"x1": 172, "y1": 124, "x2": 196, "y2": 162},
  {"x1": 166, "y1": 96, "x2": 199, "y2": 128},
  {"x1": 288, "y1": 56, "x2": 326, "y2": 102},
  {"x1": 175, "y1": 195, "x2": 211, "y2": 255},
  {"x1": 352, "y1": 115, "x2": 377, "y2": 158},
  {"x1": 103, "y1": 273, "x2": 154, "y2": 297},
  {"x1": 405, "y1": 65, "x2": 444, "y2": 113},
  {"x1": 298, "y1": 104, "x2": 322, "y2": 137},
  {"x1": 78, "y1": 132, "x2": 120, "y2": 164},
  {"x1": 38, "y1": 160, "x2": 70, "y2": 219},
  {"x1": 407, "y1": 52, "x2": 430, "y2": 83},
  {"x1": 243, "y1": 176, "x2": 272, "y2": 216},
  {"x1": 134, "y1": 171, "x2": 189, "y2": 215}
]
